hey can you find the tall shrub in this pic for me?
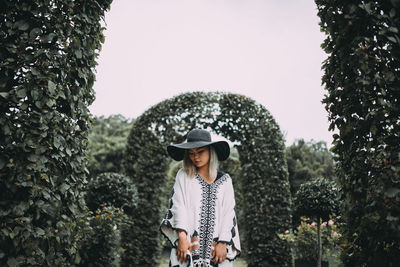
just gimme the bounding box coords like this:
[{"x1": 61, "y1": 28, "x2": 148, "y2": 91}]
[
  {"x1": 124, "y1": 92, "x2": 292, "y2": 266},
  {"x1": 315, "y1": 0, "x2": 400, "y2": 265},
  {"x1": 0, "y1": 1, "x2": 111, "y2": 265},
  {"x1": 122, "y1": 127, "x2": 168, "y2": 267}
]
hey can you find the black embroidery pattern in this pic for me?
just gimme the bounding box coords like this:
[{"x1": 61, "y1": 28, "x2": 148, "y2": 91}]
[{"x1": 194, "y1": 173, "x2": 228, "y2": 267}]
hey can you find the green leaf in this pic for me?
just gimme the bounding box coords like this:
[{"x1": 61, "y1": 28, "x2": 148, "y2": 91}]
[
  {"x1": 388, "y1": 36, "x2": 397, "y2": 43},
  {"x1": 388, "y1": 27, "x2": 398, "y2": 33},
  {"x1": 0, "y1": 92, "x2": 9, "y2": 99},
  {"x1": 27, "y1": 154, "x2": 39, "y2": 162},
  {"x1": 31, "y1": 89, "x2": 40, "y2": 100},
  {"x1": 16, "y1": 88, "x2": 26, "y2": 98},
  {"x1": 7, "y1": 258, "x2": 18, "y2": 267},
  {"x1": 48, "y1": 80, "x2": 56, "y2": 94},
  {"x1": 46, "y1": 98, "x2": 56, "y2": 108},
  {"x1": 31, "y1": 68, "x2": 40, "y2": 76},
  {"x1": 29, "y1": 28, "x2": 41, "y2": 39},
  {"x1": 17, "y1": 21, "x2": 29, "y2": 31},
  {"x1": 75, "y1": 50, "x2": 82, "y2": 59},
  {"x1": 41, "y1": 33, "x2": 56, "y2": 43},
  {"x1": 385, "y1": 187, "x2": 400, "y2": 198},
  {"x1": 60, "y1": 183, "x2": 70, "y2": 194},
  {"x1": 36, "y1": 227, "x2": 45, "y2": 236}
]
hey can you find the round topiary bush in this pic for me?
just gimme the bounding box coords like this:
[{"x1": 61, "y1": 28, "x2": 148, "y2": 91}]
[
  {"x1": 294, "y1": 177, "x2": 341, "y2": 267},
  {"x1": 294, "y1": 177, "x2": 340, "y2": 222},
  {"x1": 85, "y1": 172, "x2": 137, "y2": 216},
  {"x1": 123, "y1": 91, "x2": 292, "y2": 267}
]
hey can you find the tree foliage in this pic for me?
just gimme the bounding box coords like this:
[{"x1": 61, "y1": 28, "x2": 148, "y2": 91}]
[
  {"x1": 124, "y1": 92, "x2": 292, "y2": 267},
  {"x1": 286, "y1": 139, "x2": 336, "y2": 196},
  {"x1": 316, "y1": 0, "x2": 400, "y2": 265},
  {"x1": 87, "y1": 115, "x2": 133, "y2": 178},
  {"x1": 0, "y1": 1, "x2": 111, "y2": 265}
]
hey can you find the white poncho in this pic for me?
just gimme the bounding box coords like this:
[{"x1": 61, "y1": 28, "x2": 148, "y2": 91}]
[{"x1": 160, "y1": 169, "x2": 241, "y2": 267}]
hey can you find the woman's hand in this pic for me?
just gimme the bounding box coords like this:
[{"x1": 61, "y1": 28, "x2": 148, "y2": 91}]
[
  {"x1": 212, "y1": 242, "x2": 227, "y2": 264},
  {"x1": 176, "y1": 231, "x2": 190, "y2": 264}
]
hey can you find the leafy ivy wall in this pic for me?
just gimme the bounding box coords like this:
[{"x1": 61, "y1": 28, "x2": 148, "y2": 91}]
[{"x1": 0, "y1": 1, "x2": 112, "y2": 265}]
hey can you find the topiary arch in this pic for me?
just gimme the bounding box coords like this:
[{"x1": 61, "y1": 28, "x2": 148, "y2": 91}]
[{"x1": 123, "y1": 91, "x2": 292, "y2": 267}]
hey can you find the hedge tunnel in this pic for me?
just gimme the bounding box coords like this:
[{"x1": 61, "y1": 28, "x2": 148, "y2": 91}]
[{"x1": 123, "y1": 91, "x2": 292, "y2": 266}]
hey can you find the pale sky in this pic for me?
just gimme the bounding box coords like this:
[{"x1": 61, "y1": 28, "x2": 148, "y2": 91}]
[{"x1": 90, "y1": 0, "x2": 333, "y2": 146}]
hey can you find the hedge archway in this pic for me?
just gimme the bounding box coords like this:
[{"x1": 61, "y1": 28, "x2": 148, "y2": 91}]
[{"x1": 124, "y1": 91, "x2": 292, "y2": 266}]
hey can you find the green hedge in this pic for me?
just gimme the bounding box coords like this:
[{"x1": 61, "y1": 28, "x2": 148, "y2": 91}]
[
  {"x1": 0, "y1": 1, "x2": 111, "y2": 265},
  {"x1": 316, "y1": 0, "x2": 400, "y2": 265},
  {"x1": 124, "y1": 92, "x2": 292, "y2": 266}
]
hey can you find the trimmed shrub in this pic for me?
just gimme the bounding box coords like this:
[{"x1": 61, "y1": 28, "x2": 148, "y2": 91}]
[
  {"x1": 85, "y1": 172, "x2": 137, "y2": 216},
  {"x1": 294, "y1": 177, "x2": 340, "y2": 223},
  {"x1": 316, "y1": 0, "x2": 400, "y2": 265},
  {"x1": 121, "y1": 127, "x2": 168, "y2": 267},
  {"x1": 0, "y1": 1, "x2": 111, "y2": 265},
  {"x1": 124, "y1": 92, "x2": 292, "y2": 266}
]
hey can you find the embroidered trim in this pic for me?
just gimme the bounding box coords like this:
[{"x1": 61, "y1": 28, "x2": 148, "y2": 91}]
[{"x1": 194, "y1": 172, "x2": 228, "y2": 266}]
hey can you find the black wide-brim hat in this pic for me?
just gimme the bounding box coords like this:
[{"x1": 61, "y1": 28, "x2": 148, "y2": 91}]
[{"x1": 167, "y1": 129, "x2": 230, "y2": 161}]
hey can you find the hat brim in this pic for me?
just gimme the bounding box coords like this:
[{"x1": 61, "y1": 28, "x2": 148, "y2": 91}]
[{"x1": 167, "y1": 141, "x2": 230, "y2": 161}]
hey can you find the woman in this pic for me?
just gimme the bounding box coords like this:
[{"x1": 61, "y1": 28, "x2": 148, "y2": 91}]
[{"x1": 160, "y1": 129, "x2": 241, "y2": 267}]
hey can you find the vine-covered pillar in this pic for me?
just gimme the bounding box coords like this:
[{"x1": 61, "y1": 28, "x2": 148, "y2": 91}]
[
  {"x1": 0, "y1": 1, "x2": 112, "y2": 265},
  {"x1": 315, "y1": 0, "x2": 400, "y2": 265}
]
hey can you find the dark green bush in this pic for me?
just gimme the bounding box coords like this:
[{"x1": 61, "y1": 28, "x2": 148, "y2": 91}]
[
  {"x1": 0, "y1": 1, "x2": 111, "y2": 265},
  {"x1": 316, "y1": 0, "x2": 400, "y2": 265},
  {"x1": 124, "y1": 92, "x2": 292, "y2": 266},
  {"x1": 85, "y1": 172, "x2": 137, "y2": 216},
  {"x1": 78, "y1": 205, "x2": 126, "y2": 267}
]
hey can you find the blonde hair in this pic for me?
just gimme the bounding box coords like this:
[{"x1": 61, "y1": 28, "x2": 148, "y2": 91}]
[{"x1": 183, "y1": 146, "x2": 219, "y2": 178}]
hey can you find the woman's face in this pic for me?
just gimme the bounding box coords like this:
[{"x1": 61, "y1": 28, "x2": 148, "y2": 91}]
[{"x1": 188, "y1": 146, "x2": 210, "y2": 169}]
